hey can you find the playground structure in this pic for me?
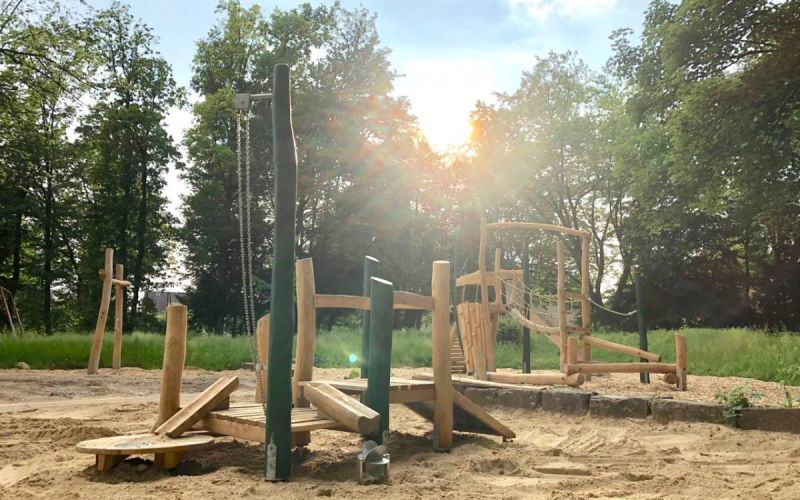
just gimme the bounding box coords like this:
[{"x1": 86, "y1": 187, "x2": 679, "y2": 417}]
[
  {"x1": 76, "y1": 64, "x2": 513, "y2": 481},
  {"x1": 0, "y1": 285, "x2": 23, "y2": 334},
  {"x1": 87, "y1": 247, "x2": 131, "y2": 374},
  {"x1": 453, "y1": 218, "x2": 688, "y2": 390}
]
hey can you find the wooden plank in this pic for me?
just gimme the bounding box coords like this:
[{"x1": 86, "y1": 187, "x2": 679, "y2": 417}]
[
  {"x1": 486, "y1": 371, "x2": 583, "y2": 387},
  {"x1": 431, "y1": 261, "x2": 453, "y2": 450},
  {"x1": 393, "y1": 291, "x2": 434, "y2": 310},
  {"x1": 255, "y1": 314, "x2": 269, "y2": 403},
  {"x1": 315, "y1": 294, "x2": 370, "y2": 310},
  {"x1": 580, "y1": 335, "x2": 661, "y2": 362},
  {"x1": 451, "y1": 389, "x2": 515, "y2": 439},
  {"x1": 388, "y1": 387, "x2": 435, "y2": 403},
  {"x1": 76, "y1": 432, "x2": 215, "y2": 455},
  {"x1": 486, "y1": 221, "x2": 590, "y2": 238},
  {"x1": 293, "y1": 258, "x2": 317, "y2": 407},
  {"x1": 155, "y1": 377, "x2": 239, "y2": 437},
  {"x1": 565, "y1": 362, "x2": 678, "y2": 375},
  {"x1": 303, "y1": 382, "x2": 379, "y2": 434}
]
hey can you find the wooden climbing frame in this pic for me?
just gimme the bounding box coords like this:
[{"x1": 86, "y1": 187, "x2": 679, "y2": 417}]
[{"x1": 87, "y1": 248, "x2": 132, "y2": 374}]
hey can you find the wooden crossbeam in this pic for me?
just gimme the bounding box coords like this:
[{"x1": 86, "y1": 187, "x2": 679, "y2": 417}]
[
  {"x1": 155, "y1": 376, "x2": 239, "y2": 438},
  {"x1": 303, "y1": 382, "x2": 379, "y2": 434}
]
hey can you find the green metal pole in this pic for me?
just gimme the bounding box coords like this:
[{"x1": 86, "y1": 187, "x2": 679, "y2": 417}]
[
  {"x1": 361, "y1": 256, "x2": 379, "y2": 378},
  {"x1": 364, "y1": 276, "x2": 394, "y2": 444},
  {"x1": 635, "y1": 270, "x2": 649, "y2": 384},
  {"x1": 266, "y1": 63, "x2": 296, "y2": 481},
  {"x1": 522, "y1": 241, "x2": 531, "y2": 373}
]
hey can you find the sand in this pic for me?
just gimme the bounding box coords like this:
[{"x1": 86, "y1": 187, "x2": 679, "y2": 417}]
[{"x1": 1, "y1": 368, "x2": 799, "y2": 499}]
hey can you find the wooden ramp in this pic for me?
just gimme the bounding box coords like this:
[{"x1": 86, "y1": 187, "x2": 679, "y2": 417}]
[{"x1": 404, "y1": 388, "x2": 515, "y2": 440}]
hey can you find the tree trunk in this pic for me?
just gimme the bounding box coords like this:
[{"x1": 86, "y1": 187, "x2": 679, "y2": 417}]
[
  {"x1": 130, "y1": 162, "x2": 148, "y2": 332},
  {"x1": 43, "y1": 163, "x2": 54, "y2": 335},
  {"x1": 11, "y1": 196, "x2": 23, "y2": 294}
]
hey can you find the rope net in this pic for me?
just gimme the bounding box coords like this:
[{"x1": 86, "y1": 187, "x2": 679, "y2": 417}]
[{"x1": 501, "y1": 278, "x2": 582, "y2": 332}]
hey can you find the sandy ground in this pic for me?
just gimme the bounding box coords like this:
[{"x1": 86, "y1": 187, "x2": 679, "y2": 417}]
[{"x1": 1, "y1": 368, "x2": 799, "y2": 499}]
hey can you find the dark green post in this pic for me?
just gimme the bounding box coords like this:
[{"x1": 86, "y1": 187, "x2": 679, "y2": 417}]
[
  {"x1": 364, "y1": 277, "x2": 394, "y2": 444},
  {"x1": 635, "y1": 271, "x2": 649, "y2": 384},
  {"x1": 522, "y1": 241, "x2": 531, "y2": 373},
  {"x1": 266, "y1": 63, "x2": 296, "y2": 481},
  {"x1": 361, "y1": 256, "x2": 379, "y2": 378}
]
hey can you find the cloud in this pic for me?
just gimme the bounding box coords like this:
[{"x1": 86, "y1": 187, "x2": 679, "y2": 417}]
[{"x1": 507, "y1": 0, "x2": 618, "y2": 22}]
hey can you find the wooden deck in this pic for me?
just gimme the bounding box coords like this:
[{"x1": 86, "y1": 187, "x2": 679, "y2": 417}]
[{"x1": 300, "y1": 377, "x2": 436, "y2": 404}]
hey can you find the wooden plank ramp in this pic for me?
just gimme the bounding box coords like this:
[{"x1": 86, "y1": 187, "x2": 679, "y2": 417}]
[{"x1": 403, "y1": 387, "x2": 515, "y2": 440}]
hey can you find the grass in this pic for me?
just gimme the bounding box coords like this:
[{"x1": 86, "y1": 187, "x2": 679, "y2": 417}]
[{"x1": 1, "y1": 327, "x2": 799, "y2": 385}]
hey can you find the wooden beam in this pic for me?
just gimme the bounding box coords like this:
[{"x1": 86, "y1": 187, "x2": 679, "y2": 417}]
[
  {"x1": 112, "y1": 264, "x2": 124, "y2": 370},
  {"x1": 155, "y1": 376, "x2": 239, "y2": 437},
  {"x1": 486, "y1": 221, "x2": 590, "y2": 238},
  {"x1": 156, "y1": 305, "x2": 188, "y2": 427},
  {"x1": 451, "y1": 388, "x2": 515, "y2": 439},
  {"x1": 431, "y1": 260, "x2": 453, "y2": 451},
  {"x1": 556, "y1": 241, "x2": 568, "y2": 371},
  {"x1": 486, "y1": 371, "x2": 583, "y2": 387},
  {"x1": 580, "y1": 235, "x2": 592, "y2": 380},
  {"x1": 393, "y1": 291, "x2": 434, "y2": 311},
  {"x1": 477, "y1": 217, "x2": 490, "y2": 381},
  {"x1": 293, "y1": 258, "x2": 317, "y2": 407},
  {"x1": 676, "y1": 334, "x2": 687, "y2": 391},
  {"x1": 565, "y1": 362, "x2": 677, "y2": 375},
  {"x1": 88, "y1": 248, "x2": 113, "y2": 374},
  {"x1": 315, "y1": 294, "x2": 370, "y2": 310},
  {"x1": 580, "y1": 335, "x2": 661, "y2": 362},
  {"x1": 255, "y1": 314, "x2": 269, "y2": 403},
  {"x1": 303, "y1": 382, "x2": 379, "y2": 435}
]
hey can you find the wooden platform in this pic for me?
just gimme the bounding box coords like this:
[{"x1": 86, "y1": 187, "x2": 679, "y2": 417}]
[{"x1": 300, "y1": 377, "x2": 436, "y2": 405}]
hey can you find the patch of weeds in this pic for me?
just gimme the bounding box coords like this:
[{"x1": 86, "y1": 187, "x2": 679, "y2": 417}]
[
  {"x1": 715, "y1": 386, "x2": 763, "y2": 425},
  {"x1": 345, "y1": 368, "x2": 360, "y2": 379}
]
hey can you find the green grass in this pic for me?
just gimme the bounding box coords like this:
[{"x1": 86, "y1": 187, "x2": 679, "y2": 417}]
[{"x1": 2, "y1": 327, "x2": 799, "y2": 385}]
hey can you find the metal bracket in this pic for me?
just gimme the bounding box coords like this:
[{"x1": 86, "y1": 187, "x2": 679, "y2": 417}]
[{"x1": 234, "y1": 92, "x2": 273, "y2": 111}]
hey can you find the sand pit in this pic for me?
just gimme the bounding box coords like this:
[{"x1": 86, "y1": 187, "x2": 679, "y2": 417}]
[{"x1": 1, "y1": 368, "x2": 799, "y2": 499}]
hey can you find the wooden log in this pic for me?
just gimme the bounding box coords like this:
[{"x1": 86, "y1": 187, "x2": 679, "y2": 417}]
[
  {"x1": 361, "y1": 256, "x2": 379, "y2": 377},
  {"x1": 315, "y1": 294, "x2": 370, "y2": 310},
  {"x1": 88, "y1": 248, "x2": 114, "y2": 375},
  {"x1": 556, "y1": 241, "x2": 568, "y2": 371},
  {"x1": 661, "y1": 373, "x2": 678, "y2": 385},
  {"x1": 565, "y1": 362, "x2": 678, "y2": 375},
  {"x1": 431, "y1": 260, "x2": 453, "y2": 451},
  {"x1": 293, "y1": 258, "x2": 317, "y2": 407},
  {"x1": 567, "y1": 337, "x2": 579, "y2": 365},
  {"x1": 676, "y1": 334, "x2": 687, "y2": 391},
  {"x1": 154, "y1": 452, "x2": 182, "y2": 469},
  {"x1": 477, "y1": 217, "x2": 491, "y2": 379},
  {"x1": 580, "y1": 235, "x2": 592, "y2": 380},
  {"x1": 303, "y1": 382, "x2": 379, "y2": 435},
  {"x1": 156, "y1": 376, "x2": 239, "y2": 437},
  {"x1": 98, "y1": 270, "x2": 132, "y2": 288},
  {"x1": 485, "y1": 221, "x2": 590, "y2": 238},
  {"x1": 393, "y1": 291, "x2": 434, "y2": 311},
  {"x1": 486, "y1": 371, "x2": 584, "y2": 387},
  {"x1": 364, "y1": 277, "x2": 393, "y2": 444},
  {"x1": 156, "y1": 305, "x2": 188, "y2": 427},
  {"x1": 267, "y1": 63, "x2": 297, "y2": 481},
  {"x1": 255, "y1": 314, "x2": 269, "y2": 403},
  {"x1": 521, "y1": 241, "x2": 531, "y2": 373},
  {"x1": 580, "y1": 335, "x2": 661, "y2": 362},
  {"x1": 112, "y1": 264, "x2": 124, "y2": 370},
  {"x1": 96, "y1": 453, "x2": 126, "y2": 472},
  {"x1": 1, "y1": 288, "x2": 14, "y2": 335}
]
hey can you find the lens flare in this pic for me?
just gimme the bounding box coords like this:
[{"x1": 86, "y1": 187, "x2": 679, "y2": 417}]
[{"x1": 348, "y1": 353, "x2": 358, "y2": 364}]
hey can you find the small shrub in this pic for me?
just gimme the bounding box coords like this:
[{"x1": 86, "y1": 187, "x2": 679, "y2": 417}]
[{"x1": 715, "y1": 386, "x2": 763, "y2": 424}]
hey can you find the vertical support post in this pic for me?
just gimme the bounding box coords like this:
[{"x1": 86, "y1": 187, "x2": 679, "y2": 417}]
[
  {"x1": 567, "y1": 337, "x2": 579, "y2": 366},
  {"x1": 556, "y1": 241, "x2": 568, "y2": 371},
  {"x1": 157, "y1": 304, "x2": 187, "y2": 426},
  {"x1": 266, "y1": 63, "x2": 296, "y2": 481},
  {"x1": 635, "y1": 271, "x2": 649, "y2": 384},
  {"x1": 112, "y1": 264, "x2": 124, "y2": 370},
  {"x1": 522, "y1": 241, "x2": 530, "y2": 373},
  {"x1": 364, "y1": 277, "x2": 394, "y2": 445},
  {"x1": 432, "y1": 261, "x2": 453, "y2": 451},
  {"x1": 477, "y1": 217, "x2": 490, "y2": 379},
  {"x1": 255, "y1": 314, "x2": 270, "y2": 403},
  {"x1": 88, "y1": 248, "x2": 114, "y2": 374},
  {"x1": 361, "y1": 256, "x2": 379, "y2": 378},
  {"x1": 675, "y1": 334, "x2": 687, "y2": 391},
  {"x1": 293, "y1": 258, "x2": 317, "y2": 405},
  {"x1": 580, "y1": 235, "x2": 592, "y2": 380}
]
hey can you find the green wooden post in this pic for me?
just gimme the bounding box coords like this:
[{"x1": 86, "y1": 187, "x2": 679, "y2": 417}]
[
  {"x1": 522, "y1": 241, "x2": 531, "y2": 373},
  {"x1": 266, "y1": 63, "x2": 296, "y2": 481},
  {"x1": 364, "y1": 277, "x2": 394, "y2": 444},
  {"x1": 361, "y1": 256, "x2": 379, "y2": 378},
  {"x1": 635, "y1": 270, "x2": 649, "y2": 384}
]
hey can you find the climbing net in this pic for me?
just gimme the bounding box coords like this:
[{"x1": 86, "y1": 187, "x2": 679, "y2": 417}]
[{"x1": 501, "y1": 278, "x2": 582, "y2": 332}]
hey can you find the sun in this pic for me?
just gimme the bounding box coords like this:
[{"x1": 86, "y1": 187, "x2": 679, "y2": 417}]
[{"x1": 418, "y1": 110, "x2": 473, "y2": 152}]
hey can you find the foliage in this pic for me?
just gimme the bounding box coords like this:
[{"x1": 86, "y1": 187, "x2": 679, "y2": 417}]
[{"x1": 715, "y1": 386, "x2": 762, "y2": 424}]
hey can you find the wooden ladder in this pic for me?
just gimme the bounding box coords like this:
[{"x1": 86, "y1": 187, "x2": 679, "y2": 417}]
[{"x1": 450, "y1": 326, "x2": 467, "y2": 374}]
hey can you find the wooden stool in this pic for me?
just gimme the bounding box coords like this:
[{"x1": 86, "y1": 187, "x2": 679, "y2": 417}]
[{"x1": 76, "y1": 432, "x2": 215, "y2": 472}]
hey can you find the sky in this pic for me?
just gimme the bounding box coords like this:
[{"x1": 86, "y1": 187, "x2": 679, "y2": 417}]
[{"x1": 82, "y1": 0, "x2": 649, "y2": 290}]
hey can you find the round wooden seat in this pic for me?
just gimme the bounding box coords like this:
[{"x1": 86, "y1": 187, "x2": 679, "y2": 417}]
[{"x1": 77, "y1": 432, "x2": 215, "y2": 471}]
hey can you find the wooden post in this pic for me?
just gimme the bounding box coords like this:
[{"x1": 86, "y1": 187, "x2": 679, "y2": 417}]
[
  {"x1": 431, "y1": 261, "x2": 453, "y2": 451},
  {"x1": 112, "y1": 264, "x2": 124, "y2": 370},
  {"x1": 255, "y1": 314, "x2": 270, "y2": 403},
  {"x1": 361, "y1": 256, "x2": 379, "y2": 378},
  {"x1": 580, "y1": 235, "x2": 591, "y2": 380},
  {"x1": 157, "y1": 304, "x2": 187, "y2": 426},
  {"x1": 635, "y1": 271, "x2": 649, "y2": 384},
  {"x1": 364, "y1": 277, "x2": 393, "y2": 445},
  {"x1": 521, "y1": 241, "x2": 530, "y2": 373},
  {"x1": 567, "y1": 337, "x2": 579, "y2": 366},
  {"x1": 266, "y1": 63, "x2": 296, "y2": 481},
  {"x1": 477, "y1": 217, "x2": 492, "y2": 377},
  {"x1": 1, "y1": 289, "x2": 14, "y2": 335},
  {"x1": 293, "y1": 258, "x2": 316, "y2": 406},
  {"x1": 675, "y1": 334, "x2": 687, "y2": 391},
  {"x1": 556, "y1": 241, "x2": 568, "y2": 371},
  {"x1": 88, "y1": 248, "x2": 114, "y2": 374}
]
